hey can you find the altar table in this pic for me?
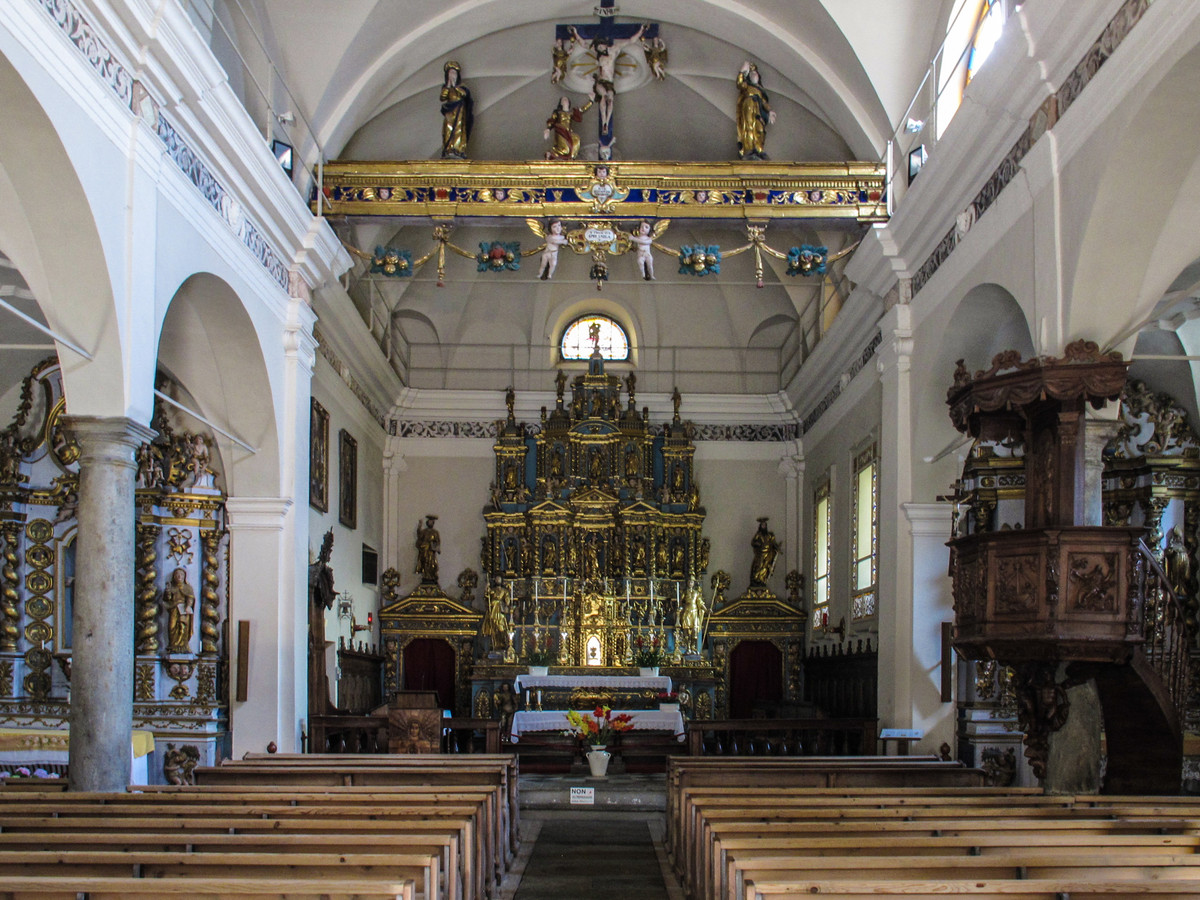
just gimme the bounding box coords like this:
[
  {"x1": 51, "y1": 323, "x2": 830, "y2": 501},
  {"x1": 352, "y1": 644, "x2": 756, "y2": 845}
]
[
  {"x1": 508, "y1": 709, "x2": 685, "y2": 742},
  {"x1": 512, "y1": 673, "x2": 672, "y2": 693},
  {"x1": 0, "y1": 727, "x2": 155, "y2": 783}
]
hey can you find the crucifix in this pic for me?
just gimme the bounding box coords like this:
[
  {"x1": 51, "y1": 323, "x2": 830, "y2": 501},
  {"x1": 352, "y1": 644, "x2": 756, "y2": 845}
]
[{"x1": 555, "y1": 1, "x2": 661, "y2": 160}]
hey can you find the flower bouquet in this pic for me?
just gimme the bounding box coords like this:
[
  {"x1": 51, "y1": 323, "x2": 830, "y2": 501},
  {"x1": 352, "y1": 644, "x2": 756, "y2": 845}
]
[
  {"x1": 565, "y1": 705, "x2": 634, "y2": 749},
  {"x1": 633, "y1": 634, "x2": 664, "y2": 668}
]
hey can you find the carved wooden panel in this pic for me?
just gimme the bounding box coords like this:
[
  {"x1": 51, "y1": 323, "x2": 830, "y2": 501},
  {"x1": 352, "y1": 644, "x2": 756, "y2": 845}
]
[
  {"x1": 1066, "y1": 551, "x2": 1119, "y2": 612},
  {"x1": 995, "y1": 554, "x2": 1040, "y2": 614}
]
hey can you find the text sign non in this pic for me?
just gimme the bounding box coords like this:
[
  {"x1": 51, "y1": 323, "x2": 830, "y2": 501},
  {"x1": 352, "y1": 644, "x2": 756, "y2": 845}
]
[
  {"x1": 570, "y1": 787, "x2": 595, "y2": 805},
  {"x1": 879, "y1": 728, "x2": 923, "y2": 739}
]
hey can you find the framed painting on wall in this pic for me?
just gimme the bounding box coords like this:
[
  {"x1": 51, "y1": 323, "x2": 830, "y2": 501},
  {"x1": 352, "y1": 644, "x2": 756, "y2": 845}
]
[
  {"x1": 309, "y1": 398, "x2": 329, "y2": 512},
  {"x1": 339, "y1": 428, "x2": 357, "y2": 529}
]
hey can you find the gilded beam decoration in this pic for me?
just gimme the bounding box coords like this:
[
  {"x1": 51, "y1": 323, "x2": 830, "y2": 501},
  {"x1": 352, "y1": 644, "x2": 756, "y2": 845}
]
[{"x1": 316, "y1": 160, "x2": 886, "y2": 222}]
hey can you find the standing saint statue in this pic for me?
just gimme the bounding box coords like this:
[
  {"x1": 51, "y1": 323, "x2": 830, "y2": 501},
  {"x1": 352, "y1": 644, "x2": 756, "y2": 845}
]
[
  {"x1": 750, "y1": 517, "x2": 780, "y2": 587},
  {"x1": 164, "y1": 567, "x2": 196, "y2": 654},
  {"x1": 482, "y1": 580, "x2": 510, "y2": 653},
  {"x1": 544, "y1": 96, "x2": 593, "y2": 160},
  {"x1": 735, "y1": 61, "x2": 775, "y2": 160},
  {"x1": 416, "y1": 515, "x2": 441, "y2": 584},
  {"x1": 440, "y1": 61, "x2": 473, "y2": 158},
  {"x1": 679, "y1": 580, "x2": 708, "y2": 655}
]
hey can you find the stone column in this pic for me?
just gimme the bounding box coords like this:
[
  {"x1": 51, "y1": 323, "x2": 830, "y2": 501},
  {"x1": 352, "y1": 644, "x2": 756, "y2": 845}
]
[
  {"x1": 64, "y1": 416, "x2": 154, "y2": 792},
  {"x1": 777, "y1": 452, "x2": 805, "y2": 578}
]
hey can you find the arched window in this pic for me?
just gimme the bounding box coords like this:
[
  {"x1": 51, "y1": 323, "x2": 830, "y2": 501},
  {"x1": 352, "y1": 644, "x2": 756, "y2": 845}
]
[
  {"x1": 560, "y1": 314, "x2": 630, "y2": 361},
  {"x1": 936, "y1": 0, "x2": 1008, "y2": 138},
  {"x1": 966, "y1": 0, "x2": 1005, "y2": 84}
]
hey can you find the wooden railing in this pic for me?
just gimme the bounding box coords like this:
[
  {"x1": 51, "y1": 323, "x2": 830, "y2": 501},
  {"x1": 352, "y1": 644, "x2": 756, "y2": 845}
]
[
  {"x1": 1136, "y1": 539, "x2": 1191, "y2": 714},
  {"x1": 685, "y1": 718, "x2": 877, "y2": 757},
  {"x1": 306, "y1": 715, "x2": 500, "y2": 754}
]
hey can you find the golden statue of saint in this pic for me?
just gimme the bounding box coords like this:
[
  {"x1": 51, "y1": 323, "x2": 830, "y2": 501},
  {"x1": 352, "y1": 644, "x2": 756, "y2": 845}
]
[
  {"x1": 735, "y1": 61, "x2": 775, "y2": 160},
  {"x1": 164, "y1": 567, "x2": 195, "y2": 654}
]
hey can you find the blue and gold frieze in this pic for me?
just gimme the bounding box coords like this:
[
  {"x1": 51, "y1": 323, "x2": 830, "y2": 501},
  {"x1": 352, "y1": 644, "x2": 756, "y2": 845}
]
[{"x1": 316, "y1": 160, "x2": 886, "y2": 222}]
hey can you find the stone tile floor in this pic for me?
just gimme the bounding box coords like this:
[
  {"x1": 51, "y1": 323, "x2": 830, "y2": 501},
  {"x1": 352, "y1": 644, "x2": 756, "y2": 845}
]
[{"x1": 504, "y1": 812, "x2": 681, "y2": 900}]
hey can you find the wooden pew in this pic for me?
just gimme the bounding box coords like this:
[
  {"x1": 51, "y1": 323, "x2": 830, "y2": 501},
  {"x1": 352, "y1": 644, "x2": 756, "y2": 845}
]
[
  {"x1": 0, "y1": 850, "x2": 442, "y2": 900},
  {"x1": 191, "y1": 758, "x2": 516, "y2": 867},
  {"x1": 728, "y1": 853, "x2": 1200, "y2": 900},
  {"x1": 0, "y1": 793, "x2": 485, "y2": 900},
  {"x1": 743, "y1": 878, "x2": 1200, "y2": 899},
  {"x1": 234, "y1": 751, "x2": 519, "y2": 854},
  {"x1": 0, "y1": 875, "x2": 416, "y2": 899}
]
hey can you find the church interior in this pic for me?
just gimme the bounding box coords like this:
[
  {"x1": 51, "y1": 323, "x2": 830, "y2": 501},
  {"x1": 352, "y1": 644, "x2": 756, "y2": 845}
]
[{"x1": 5, "y1": 0, "x2": 1200, "y2": 895}]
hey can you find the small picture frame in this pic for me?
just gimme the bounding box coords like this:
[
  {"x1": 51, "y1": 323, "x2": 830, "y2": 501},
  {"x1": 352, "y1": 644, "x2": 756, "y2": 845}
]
[
  {"x1": 309, "y1": 398, "x2": 329, "y2": 513},
  {"x1": 339, "y1": 428, "x2": 358, "y2": 529}
]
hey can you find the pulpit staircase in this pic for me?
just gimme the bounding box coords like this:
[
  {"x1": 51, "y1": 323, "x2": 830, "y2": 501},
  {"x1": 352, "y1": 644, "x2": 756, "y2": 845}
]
[{"x1": 947, "y1": 343, "x2": 1191, "y2": 793}]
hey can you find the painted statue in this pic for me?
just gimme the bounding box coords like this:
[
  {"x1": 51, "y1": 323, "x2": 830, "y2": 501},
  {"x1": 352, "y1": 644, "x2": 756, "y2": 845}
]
[
  {"x1": 440, "y1": 61, "x2": 473, "y2": 158},
  {"x1": 544, "y1": 96, "x2": 593, "y2": 160},
  {"x1": 164, "y1": 567, "x2": 196, "y2": 653},
  {"x1": 750, "y1": 517, "x2": 780, "y2": 586},
  {"x1": 416, "y1": 514, "x2": 441, "y2": 583},
  {"x1": 736, "y1": 61, "x2": 775, "y2": 160}
]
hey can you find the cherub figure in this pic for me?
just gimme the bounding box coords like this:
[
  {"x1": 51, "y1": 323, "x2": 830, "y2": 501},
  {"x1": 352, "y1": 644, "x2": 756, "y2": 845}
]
[
  {"x1": 528, "y1": 218, "x2": 569, "y2": 280},
  {"x1": 550, "y1": 37, "x2": 569, "y2": 85},
  {"x1": 642, "y1": 35, "x2": 668, "y2": 80},
  {"x1": 629, "y1": 219, "x2": 669, "y2": 281}
]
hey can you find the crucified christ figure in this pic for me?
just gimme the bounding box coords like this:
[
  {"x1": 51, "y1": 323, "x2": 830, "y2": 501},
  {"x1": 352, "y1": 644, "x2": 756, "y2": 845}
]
[{"x1": 568, "y1": 23, "x2": 646, "y2": 154}]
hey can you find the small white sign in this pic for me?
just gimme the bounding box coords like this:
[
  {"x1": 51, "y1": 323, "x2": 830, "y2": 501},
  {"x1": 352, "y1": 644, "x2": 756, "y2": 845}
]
[
  {"x1": 570, "y1": 787, "x2": 595, "y2": 805},
  {"x1": 880, "y1": 728, "x2": 923, "y2": 739},
  {"x1": 584, "y1": 227, "x2": 616, "y2": 245}
]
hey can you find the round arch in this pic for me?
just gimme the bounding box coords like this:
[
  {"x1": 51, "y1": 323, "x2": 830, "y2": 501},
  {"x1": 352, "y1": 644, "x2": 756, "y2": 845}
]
[
  {"x1": 1066, "y1": 29, "x2": 1200, "y2": 356},
  {"x1": 912, "y1": 281, "x2": 1033, "y2": 498},
  {"x1": 156, "y1": 273, "x2": 281, "y2": 497},
  {"x1": 0, "y1": 49, "x2": 132, "y2": 419}
]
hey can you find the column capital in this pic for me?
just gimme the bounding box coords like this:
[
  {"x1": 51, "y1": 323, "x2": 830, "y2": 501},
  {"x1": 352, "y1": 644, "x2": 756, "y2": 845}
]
[
  {"x1": 777, "y1": 454, "x2": 805, "y2": 479},
  {"x1": 63, "y1": 416, "x2": 155, "y2": 468},
  {"x1": 902, "y1": 502, "x2": 953, "y2": 537},
  {"x1": 225, "y1": 497, "x2": 293, "y2": 531}
]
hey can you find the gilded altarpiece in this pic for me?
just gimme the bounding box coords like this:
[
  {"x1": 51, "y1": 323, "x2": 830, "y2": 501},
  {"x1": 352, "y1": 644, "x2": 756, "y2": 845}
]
[
  {"x1": 0, "y1": 360, "x2": 230, "y2": 779},
  {"x1": 473, "y1": 356, "x2": 719, "y2": 719}
]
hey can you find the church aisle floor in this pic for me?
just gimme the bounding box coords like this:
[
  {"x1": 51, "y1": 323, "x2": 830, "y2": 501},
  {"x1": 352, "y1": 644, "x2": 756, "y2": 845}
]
[{"x1": 505, "y1": 811, "x2": 681, "y2": 900}]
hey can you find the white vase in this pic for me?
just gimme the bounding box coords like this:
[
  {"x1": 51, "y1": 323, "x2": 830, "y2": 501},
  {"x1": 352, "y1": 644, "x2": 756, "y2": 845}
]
[
  {"x1": 528, "y1": 666, "x2": 549, "y2": 677},
  {"x1": 638, "y1": 666, "x2": 659, "y2": 677},
  {"x1": 659, "y1": 702, "x2": 679, "y2": 713},
  {"x1": 587, "y1": 749, "x2": 611, "y2": 777}
]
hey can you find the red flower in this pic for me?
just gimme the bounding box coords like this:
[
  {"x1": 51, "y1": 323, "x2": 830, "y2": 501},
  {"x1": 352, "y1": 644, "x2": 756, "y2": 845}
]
[{"x1": 594, "y1": 706, "x2": 604, "y2": 718}]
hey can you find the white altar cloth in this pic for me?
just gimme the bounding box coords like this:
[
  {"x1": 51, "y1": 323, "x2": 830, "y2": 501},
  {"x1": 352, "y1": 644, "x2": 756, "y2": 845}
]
[
  {"x1": 512, "y1": 673, "x2": 672, "y2": 693},
  {"x1": 509, "y1": 708, "x2": 685, "y2": 742}
]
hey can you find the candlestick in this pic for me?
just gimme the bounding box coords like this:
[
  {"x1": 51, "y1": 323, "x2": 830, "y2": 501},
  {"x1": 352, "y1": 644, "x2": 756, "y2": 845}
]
[
  {"x1": 525, "y1": 689, "x2": 531, "y2": 708},
  {"x1": 536, "y1": 689, "x2": 542, "y2": 711}
]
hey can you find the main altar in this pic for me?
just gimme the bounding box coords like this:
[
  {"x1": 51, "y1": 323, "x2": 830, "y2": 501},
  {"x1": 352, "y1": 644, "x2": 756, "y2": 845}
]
[
  {"x1": 379, "y1": 338, "x2": 808, "y2": 734},
  {"x1": 469, "y1": 340, "x2": 719, "y2": 720}
]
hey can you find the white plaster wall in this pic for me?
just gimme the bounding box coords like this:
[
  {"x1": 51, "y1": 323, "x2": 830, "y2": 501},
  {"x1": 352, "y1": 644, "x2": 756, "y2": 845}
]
[
  {"x1": 310, "y1": 355, "x2": 388, "y2": 661},
  {"x1": 693, "y1": 455, "x2": 788, "y2": 599},
  {"x1": 389, "y1": 448, "x2": 496, "y2": 607}
]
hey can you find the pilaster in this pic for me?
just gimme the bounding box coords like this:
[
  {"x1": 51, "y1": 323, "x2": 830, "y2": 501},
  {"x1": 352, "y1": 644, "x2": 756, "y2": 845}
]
[
  {"x1": 875, "y1": 304, "x2": 914, "y2": 730},
  {"x1": 224, "y1": 496, "x2": 295, "y2": 757}
]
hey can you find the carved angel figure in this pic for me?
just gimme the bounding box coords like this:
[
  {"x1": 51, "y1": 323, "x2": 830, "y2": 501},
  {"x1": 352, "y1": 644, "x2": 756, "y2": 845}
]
[
  {"x1": 528, "y1": 218, "x2": 570, "y2": 280},
  {"x1": 629, "y1": 219, "x2": 669, "y2": 280},
  {"x1": 642, "y1": 35, "x2": 668, "y2": 80},
  {"x1": 162, "y1": 743, "x2": 200, "y2": 785}
]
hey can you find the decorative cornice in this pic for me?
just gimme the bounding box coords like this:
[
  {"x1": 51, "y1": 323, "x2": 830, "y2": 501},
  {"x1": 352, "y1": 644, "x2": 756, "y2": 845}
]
[
  {"x1": 314, "y1": 325, "x2": 386, "y2": 430},
  {"x1": 388, "y1": 418, "x2": 799, "y2": 442},
  {"x1": 33, "y1": 0, "x2": 290, "y2": 292},
  {"x1": 912, "y1": 0, "x2": 1151, "y2": 297},
  {"x1": 800, "y1": 331, "x2": 883, "y2": 435}
]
